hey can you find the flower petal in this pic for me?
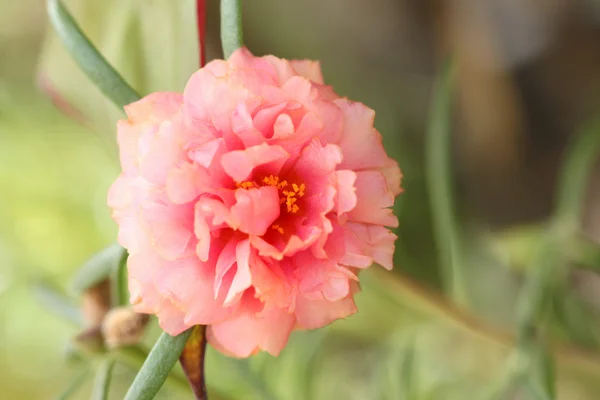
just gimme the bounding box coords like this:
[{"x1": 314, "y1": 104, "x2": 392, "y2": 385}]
[
  {"x1": 230, "y1": 186, "x2": 280, "y2": 235},
  {"x1": 207, "y1": 296, "x2": 295, "y2": 357},
  {"x1": 220, "y1": 143, "x2": 289, "y2": 182},
  {"x1": 347, "y1": 170, "x2": 398, "y2": 227}
]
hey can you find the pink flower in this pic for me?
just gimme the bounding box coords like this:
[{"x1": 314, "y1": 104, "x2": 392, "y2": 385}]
[{"x1": 108, "y1": 48, "x2": 402, "y2": 357}]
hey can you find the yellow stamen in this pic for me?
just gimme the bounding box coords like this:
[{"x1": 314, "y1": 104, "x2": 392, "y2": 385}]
[
  {"x1": 236, "y1": 181, "x2": 256, "y2": 189},
  {"x1": 236, "y1": 174, "x2": 307, "y2": 231},
  {"x1": 271, "y1": 224, "x2": 284, "y2": 234}
]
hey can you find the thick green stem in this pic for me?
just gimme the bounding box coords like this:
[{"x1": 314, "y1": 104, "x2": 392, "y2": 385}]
[
  {"x1": 220, "y1": 0, "x2": 244, "y2": 58},
  {"x1": 123, "y1": 330, "x2": 194, "y2": 400}
]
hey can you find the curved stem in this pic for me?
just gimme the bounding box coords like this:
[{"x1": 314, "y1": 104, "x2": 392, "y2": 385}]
[{"x1": 46, "y1": 0, "x2": 140, "y2": 108}]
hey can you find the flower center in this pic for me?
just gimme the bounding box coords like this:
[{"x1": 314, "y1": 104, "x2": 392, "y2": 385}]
[{"x1": 236, "y1": 174, "x2": 306, "y2": 234}]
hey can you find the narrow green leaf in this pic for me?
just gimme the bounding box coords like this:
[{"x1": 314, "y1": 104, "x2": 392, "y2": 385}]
[
  {"x1": 32, "y1": 282, "x2": 84, "y2": 327},
  {"x1": 112, "y1": 248, "x2": 129, "y2": 307},
  {"x1": 519, "y1": 115, "x2": 600, "y2": 354},
  {"x1": 570, "y1": 236, "x2": 600, "y2": 272},
  {"x1": 529, "y1": 346, "x2": 556, "y2": 400},
  {"x1": 56, "y1": 368, "x2": 91, "y2": 400},
  {"x1": 491, "y1": 107, "x2": 600, "y2": 400},
  {"x1": 46, "y1": 0, "x2": 140, "y2": 109},
  {"x1": 425, "y1": 60, "x2": 468, "y2": 307},
  {"x1": 71, "y1": 244, "x2": 124, "y2": 294},
  {"x1": 554, "y1": 117, "x2": 600, "y2": 225},
  {"x1": 482, "y1": 352, "x2": 526, "y2": 400},
  {"x1": 379, "y1": 333, "x2": 418, "y2": 400},
  {"x1": 92, "y1": 358, "x2": 116, "y2": 400},
  {"x1": 123, "y1": 329, "x2": 194, "y2": 400},
  {"x1": 551, "y1": 288, "x2": 599, "y2": 348},
  {"x1": 398, "y1": 339, "x2": 417, "y2": 400},
  {"x1": 220, "y1": 0, "x2": 244, "y2": 58},
  {"x1": 180, "y1": 325, "x2": 208, "y2": 399},
  {"x1": 116, "y1": 345, "x2": 193, "y2": 396}
]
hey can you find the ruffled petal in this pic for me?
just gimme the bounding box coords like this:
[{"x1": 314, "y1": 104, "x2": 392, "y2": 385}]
[
  {"x1": 220, "y1": 143, "x2": 289, "y2": 182},
  {"x1": 335, "y1": 99, "x2": 388, "y2": 171},
  {"x1": 347, "y1": 170, "x2": 398, "y2": 227},
  {"x1": 341, "y1": 222, "x2": 397, "y2": 270},
  {"x1": 229, "y1": 186, "x2": 280, "y2": 235},
  {"x1": 118, "y1": 93, "x2": 183, "y2": 173},
  {"x1": 295, "y1": 292, "x2": 358, "y2": 330},
  {"x1": 207, "y1": 296, "x2": 295, "y2": 357}
]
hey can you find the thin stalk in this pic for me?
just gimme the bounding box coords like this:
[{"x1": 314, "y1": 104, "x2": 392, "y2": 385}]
[
  {"x1": 92, "y1": 358, "x2": 116, "y2": 400},
  {"x1": 425, "y1": 60, "x2": 469, "y2": 307},
  {"x1": 220, "y1": 0, "x2": 243, "y2": 58},
  {"x1": 197, "y1": 0, "x2": 207, "y2": 66}
]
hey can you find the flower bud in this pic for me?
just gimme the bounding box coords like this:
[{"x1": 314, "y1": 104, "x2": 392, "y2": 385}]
[{"x1": 101, "y1": 306, "x2": 149, "y2": 349}]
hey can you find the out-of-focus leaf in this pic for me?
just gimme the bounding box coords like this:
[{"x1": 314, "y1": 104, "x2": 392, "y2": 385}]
[
  {"x1": 551, "y1": 288, "x2": 599, "y2": 349},
  {"x1": 179, "y1": 325, "x2": 208, "y2": 399},
  {"x1": 46, "y1": 0, "x2": 140, "y2": 109},
  {"x1": 570, "y1": 236, "x2": 600, "y2": 271},
  {"x1": 328, "y1": 269, "x2": 600, "y2": 399},
  {"x1": 56, "y1": 367, "x2": 91, "y2": 400},
  {"x1": 70, "y1": 244, "x2": 124, "y2": 294},
  {"x1": 39, "y1": 0, "x2": 199, "y2": 131},
  {"x1": 425, "y1": 60, "x2": 469, "y2": 307},
  {"x1": 32, "y1": 281, "x2": 84, "y2": 327},
  {"x1": 397, "y1": 336, "x2": 417, "y2": 400},
  {"x1": 376, "y1": 332, "x2": 418, "y2": 400},
  {"x1": 123, "y1": 329, "x2": 193, "y2": 400},
  {"x1": 528, "y1": 345, "x2": 556, "y2": 400},
  {"x1": 92, "y1": 358, "x2": 116, "y2": 400},
  {"x1": 554, "y1": 116, "x2": 600, "y2": 225}
]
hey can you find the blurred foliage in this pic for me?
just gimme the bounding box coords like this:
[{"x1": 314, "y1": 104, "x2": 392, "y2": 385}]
[{"x1": 4, "y1": 0, "x2": 600, "y2": 399}]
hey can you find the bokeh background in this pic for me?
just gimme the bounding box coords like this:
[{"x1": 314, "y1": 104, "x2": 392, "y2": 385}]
[{"x1": 3, "y1": 0, "x2": 600, "y2": 399}]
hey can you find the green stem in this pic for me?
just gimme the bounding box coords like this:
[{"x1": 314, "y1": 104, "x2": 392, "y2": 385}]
[
  {"x1": 92, "y1": 358, "x2": 116, "y2": 400},
  {"x1": 554, "y1": 118, "x2": 600, "y2": 224},
  {"x1": 46, "y1": 0, "x2": 140, "y2": 108},
  {"x1": 56, "y1": 367, "x2": 91, "y2": 400},
  {"x1": 123, "y1": 330, "x2": 194, "y2": 400},
  {"x1": 112, "y1": 248, "x2": 129, "y2": 307},
  {"x1": 220, "y1": 0, "x2": 244, "y2": 58},
  {"x1": 71, "y1": 244, "x2": 123, "y2": 295},
  {"x1": 425, "y1": 60, "x2": 469, "y2": 307},
  {"x1": 32, "y1": 282, "x2": 84, "y2": 327},
  {"x1": 116, "y1": 345, "x2": 192, "y2": 396}
]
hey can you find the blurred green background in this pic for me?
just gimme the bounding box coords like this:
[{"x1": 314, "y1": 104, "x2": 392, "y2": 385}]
[{"x1": 4, "y1": 0, "x2": 600, "y2": 399}]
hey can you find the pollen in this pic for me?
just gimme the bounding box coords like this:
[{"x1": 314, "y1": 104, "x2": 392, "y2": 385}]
[
  {"x1": 236, "y1": 181, "x2": 256, "y2": 189},
  {"x1": 271, "y1": 224, "x2": 284, "y2": 234},
  {"x1": 236, "y1": 175, "x2": 306, "y2": 231}
]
